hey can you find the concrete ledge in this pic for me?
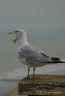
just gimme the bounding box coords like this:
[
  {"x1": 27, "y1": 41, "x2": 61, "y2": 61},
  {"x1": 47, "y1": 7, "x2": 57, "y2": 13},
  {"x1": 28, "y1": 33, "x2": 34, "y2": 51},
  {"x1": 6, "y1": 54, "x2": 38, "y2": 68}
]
[{"x1": 18, "y1": 75, "x2": 65, "y2": 95}]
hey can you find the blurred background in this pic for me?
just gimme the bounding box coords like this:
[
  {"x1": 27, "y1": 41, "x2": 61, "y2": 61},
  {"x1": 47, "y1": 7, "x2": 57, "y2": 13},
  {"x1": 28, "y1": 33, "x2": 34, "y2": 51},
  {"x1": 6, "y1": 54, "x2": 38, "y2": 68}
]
[{"x1": 0, "y1": 0, "x2": 65, "y2": 95}]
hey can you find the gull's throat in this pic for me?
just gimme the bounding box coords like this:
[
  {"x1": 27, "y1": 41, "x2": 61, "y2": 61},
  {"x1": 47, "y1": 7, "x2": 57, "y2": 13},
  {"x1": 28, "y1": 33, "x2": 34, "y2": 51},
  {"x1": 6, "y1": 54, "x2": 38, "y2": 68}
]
[{"x1": 17, "y1": 35, "x2": 29, "y2": 47}]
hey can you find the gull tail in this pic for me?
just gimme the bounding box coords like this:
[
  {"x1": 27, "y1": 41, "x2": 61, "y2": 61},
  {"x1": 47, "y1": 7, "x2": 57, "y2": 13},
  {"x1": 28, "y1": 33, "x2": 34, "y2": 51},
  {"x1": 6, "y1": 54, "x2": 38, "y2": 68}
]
[{"x1": 50, "y1": 57, "x2": 65, "y2": 63}]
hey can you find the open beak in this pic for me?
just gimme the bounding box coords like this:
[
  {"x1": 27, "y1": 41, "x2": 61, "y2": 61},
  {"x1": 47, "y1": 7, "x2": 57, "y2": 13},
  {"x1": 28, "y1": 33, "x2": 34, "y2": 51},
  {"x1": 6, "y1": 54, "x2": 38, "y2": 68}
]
[
  {"x1": 8, "y1": 32, "x2": 17, "y2": 45},
  {"x1": 8, "y1": 32, "x2": 14, "y2": 34},
  {"x1": 11, "y1": 38, "x2": 17, "y2": 44}
]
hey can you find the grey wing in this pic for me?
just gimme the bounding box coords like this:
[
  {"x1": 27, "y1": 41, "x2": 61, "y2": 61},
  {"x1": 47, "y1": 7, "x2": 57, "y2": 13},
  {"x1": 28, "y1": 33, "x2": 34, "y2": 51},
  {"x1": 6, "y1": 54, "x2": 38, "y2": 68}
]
[{"x1": 18, "y1": 45, "x2": 50, "y2": 64}]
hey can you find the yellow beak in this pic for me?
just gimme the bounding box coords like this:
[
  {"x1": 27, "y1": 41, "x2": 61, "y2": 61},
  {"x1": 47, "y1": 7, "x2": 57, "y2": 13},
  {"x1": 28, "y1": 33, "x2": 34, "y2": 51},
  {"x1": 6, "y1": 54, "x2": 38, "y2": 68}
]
[
  {"x1": 11, "y1": 39, "x2": 17, "y2": 44},
  {"x1": 8, "y1": 32, "x2": 14, "y2": 34},
  {"x1": 8, "y1": 32, "x2": 17, "y2": 45}
]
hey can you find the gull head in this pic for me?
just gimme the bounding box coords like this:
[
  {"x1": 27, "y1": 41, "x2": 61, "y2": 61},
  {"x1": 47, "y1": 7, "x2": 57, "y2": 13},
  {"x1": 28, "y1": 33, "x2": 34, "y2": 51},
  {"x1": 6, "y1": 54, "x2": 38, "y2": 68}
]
[{"x1": 8, "y1": 29, "x2": 27, "y2": 45}]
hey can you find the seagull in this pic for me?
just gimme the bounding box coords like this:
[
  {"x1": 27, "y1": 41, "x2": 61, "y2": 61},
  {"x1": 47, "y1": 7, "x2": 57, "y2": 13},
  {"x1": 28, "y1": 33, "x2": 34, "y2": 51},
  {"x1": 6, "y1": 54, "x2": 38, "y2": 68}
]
[{"x1": 8, "y1": 29, "x2": 65, "y2": 78}]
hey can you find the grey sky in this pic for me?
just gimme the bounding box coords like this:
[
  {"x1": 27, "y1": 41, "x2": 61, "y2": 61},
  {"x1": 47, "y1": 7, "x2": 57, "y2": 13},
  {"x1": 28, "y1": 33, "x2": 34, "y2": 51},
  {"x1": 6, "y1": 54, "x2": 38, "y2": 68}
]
[{"x1": 0, "y1": 0, "x2": 65, "y2": 30}]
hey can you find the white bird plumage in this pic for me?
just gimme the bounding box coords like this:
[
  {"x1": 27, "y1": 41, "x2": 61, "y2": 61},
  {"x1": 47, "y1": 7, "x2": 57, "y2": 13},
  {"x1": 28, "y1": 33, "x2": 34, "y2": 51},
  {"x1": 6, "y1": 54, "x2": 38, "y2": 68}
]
[{"x1": 8, "y1": 29, "x2": 65, "y2": 78}]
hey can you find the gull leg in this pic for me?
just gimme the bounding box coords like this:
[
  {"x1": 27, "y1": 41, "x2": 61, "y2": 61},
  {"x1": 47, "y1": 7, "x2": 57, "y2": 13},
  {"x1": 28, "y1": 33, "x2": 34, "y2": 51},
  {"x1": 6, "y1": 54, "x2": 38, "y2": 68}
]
[
  {"x1": 33, "y1": 67, "x2": 35, "y2": 78},
  {"x1": 27, "y1": 67, "x2": 30, "y2": 78}
]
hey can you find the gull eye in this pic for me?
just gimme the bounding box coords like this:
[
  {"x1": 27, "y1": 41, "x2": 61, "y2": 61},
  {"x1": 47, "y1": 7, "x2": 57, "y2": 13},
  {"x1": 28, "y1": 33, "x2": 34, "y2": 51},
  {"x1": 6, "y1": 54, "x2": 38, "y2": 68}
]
[{"x1": 15, "y1": 30, "x2": 19, "y2": 33}]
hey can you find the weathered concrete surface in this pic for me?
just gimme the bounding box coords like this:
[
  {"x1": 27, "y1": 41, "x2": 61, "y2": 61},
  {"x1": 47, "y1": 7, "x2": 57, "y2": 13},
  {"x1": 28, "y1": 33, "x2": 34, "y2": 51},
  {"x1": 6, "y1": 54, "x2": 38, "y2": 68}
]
[{"x1": 18, "y1": 75, "x2": 65, "y2": 95}]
